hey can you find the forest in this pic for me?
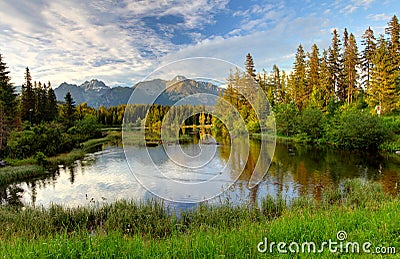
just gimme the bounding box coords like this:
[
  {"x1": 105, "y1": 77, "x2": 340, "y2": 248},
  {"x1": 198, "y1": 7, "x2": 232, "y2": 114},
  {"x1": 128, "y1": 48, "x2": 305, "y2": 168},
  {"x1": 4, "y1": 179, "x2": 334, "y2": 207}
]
[{"x1": 0, "y1": 15, "x2": 399, "y2": 163}]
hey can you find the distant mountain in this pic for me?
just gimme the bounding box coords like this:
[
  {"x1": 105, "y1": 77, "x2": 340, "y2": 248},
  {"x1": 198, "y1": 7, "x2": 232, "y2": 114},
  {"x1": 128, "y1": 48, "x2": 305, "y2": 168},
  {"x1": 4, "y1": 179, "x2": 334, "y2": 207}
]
[{"x1": 54, "y1": 77, "x2": 222, "y2": 108}]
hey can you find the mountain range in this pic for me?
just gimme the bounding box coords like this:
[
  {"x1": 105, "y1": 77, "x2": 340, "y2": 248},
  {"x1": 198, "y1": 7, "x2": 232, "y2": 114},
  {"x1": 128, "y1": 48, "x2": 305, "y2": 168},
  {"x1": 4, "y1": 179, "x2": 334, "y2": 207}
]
[{"x1": 54, "y1": 76, "x2": 222, "y2": 108}]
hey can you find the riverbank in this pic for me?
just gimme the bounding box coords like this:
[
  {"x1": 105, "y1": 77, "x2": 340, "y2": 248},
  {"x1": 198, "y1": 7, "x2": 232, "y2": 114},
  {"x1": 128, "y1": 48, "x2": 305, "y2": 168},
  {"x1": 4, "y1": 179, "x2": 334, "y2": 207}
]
[
  {"x1": 0, "y1": 132, "x2": 120, "y2": 186},
  {"x1": 252, "y1": 132, "x2": 400, "y2": 155},
  {"x1": 0, "y1": 179, "x2": 398, "y2": 257}
]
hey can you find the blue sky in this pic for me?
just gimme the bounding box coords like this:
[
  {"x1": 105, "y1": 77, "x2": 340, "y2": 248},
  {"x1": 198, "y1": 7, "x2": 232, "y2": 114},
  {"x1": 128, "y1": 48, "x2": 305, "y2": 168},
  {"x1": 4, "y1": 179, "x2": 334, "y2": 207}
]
[{"x1": 0, "y1": 0, "x2": 397, "y2": 87}]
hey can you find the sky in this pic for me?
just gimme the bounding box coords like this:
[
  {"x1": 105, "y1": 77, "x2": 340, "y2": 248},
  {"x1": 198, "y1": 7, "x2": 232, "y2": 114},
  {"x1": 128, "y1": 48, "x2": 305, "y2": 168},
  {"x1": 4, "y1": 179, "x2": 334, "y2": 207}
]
[{"x1": 0, "y1": 0, "x2": 397, "y2": 87}]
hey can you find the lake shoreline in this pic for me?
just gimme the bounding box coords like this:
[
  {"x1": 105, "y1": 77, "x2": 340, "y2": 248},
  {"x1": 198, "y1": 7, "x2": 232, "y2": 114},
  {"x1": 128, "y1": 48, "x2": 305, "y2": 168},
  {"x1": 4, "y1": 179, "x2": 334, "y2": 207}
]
[{"x1": 0, "y1": 132, "x2": 120, "y2": 186}]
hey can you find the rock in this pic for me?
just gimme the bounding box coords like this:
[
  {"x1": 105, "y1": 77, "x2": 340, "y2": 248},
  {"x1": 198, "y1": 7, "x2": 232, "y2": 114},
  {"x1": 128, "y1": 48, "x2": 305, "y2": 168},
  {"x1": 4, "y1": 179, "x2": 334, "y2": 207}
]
[{"x1": 0, "y1": 160, "x2": 9, "y2": 167}]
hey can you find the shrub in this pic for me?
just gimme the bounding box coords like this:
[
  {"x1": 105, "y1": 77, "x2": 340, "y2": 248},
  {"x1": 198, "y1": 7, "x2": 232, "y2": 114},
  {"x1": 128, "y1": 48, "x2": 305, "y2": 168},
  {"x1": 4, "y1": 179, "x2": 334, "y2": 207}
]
[
  {"x1": 325, "y1": 107, "x2": 388, "y2": 150},
  {"x1": 34, "y1": 151, "x2": 47, "y2": 166}
]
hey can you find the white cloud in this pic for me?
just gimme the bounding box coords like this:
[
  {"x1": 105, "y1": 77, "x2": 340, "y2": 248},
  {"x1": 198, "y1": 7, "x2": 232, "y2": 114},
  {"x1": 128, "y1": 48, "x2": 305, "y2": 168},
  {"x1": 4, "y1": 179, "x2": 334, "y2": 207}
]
[
  {"x1": 0, "y1": 0, "x2": 229, "y2": 87},
  {"x1": 338, "y1": 0, "x2": 376, "y2": 14},
  {"x1": 160, "y1": 15, "x2": 331, "y2": 77},
  {"x1": 367, "y1": 13, "x2": 392, "y2": 21},
  {"x1": 0, "y1": 0, "x2": 395, "y2": 89}
]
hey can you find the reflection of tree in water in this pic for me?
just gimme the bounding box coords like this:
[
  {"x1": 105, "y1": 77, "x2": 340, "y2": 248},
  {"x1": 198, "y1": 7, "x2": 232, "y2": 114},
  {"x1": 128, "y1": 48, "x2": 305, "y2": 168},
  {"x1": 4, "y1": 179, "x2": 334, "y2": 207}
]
[
  {"x1": 218, "y1": 138, "x2": 273, "y2": 204},
  {"x1": 0, "y1": 184, "x2": 24, "y2": 206},
  {"x1": 0, "y1": 169, "x2": 60, "y2": 207}
]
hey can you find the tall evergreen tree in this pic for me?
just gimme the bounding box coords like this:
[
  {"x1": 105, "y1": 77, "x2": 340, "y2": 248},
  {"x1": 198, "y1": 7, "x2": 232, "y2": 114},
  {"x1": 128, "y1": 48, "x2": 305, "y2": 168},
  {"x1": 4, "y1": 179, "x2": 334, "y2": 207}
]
[
  {"x1": 361, "y1": 27, "x2": 376, "y2": 90},
  {"x1": 343, "y1": 33, "x2": 359, "y2": 104},
  {"x1": 21, "y1": 67, "x2": 35, "y2": 123},
  {"x1": 307, "y1": 44, "x2": 323, "y2": 108},
  {"x1": 33, "y1": 81, "x2": 47, "y2": 124},
  {"x1": 293, "y1": 44, "x2": 308, "y2": 110},
  {"x1": 319, "y1": 50, "x2": 335, "y2": 109},
  {"x1": 62, "y1": 92, "x2": 76, "y2": 128},
  {"x1": 0, "y1": 53, "x2": 17, "y2": 149},
  {"x1": 385, "y1": 15, "x2": 400, "y2": 62},
  {"x1": 245, "y1": 53, "x2": 256, "y2": 79},
  {"x1": 45, "y1": 81, "x2": 58, "y2": 121},
  {"x1": 328, "y1": 29, "x2": 342, "y2": 103},
  {"x1": 385, "y1": 15, "x2": 400, "y2": 89},
  {"x1": 272, "y1": 64, "x2": 283, "y2": 105},
  {"x1": 337, "y1": 28, "x2": 350, "y2": 103},
  {"x1": 367, "y1": 36, "x2": 398, "y2": 114}
]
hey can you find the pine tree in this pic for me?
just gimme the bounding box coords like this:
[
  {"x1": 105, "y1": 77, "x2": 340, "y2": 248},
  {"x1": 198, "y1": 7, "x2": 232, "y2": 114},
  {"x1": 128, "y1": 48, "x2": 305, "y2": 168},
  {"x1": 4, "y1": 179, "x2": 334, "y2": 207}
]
[
  {"x1": 245, "y1": 53, "x2": 256, "y2": 79},
  {"x1": 337, "y1": 28, "x2": 350, "y2": 103},
  {"x1": 328, "y1": 29, "x2": 342, "y2": 103},
  {"x1": 385, "y1": 15, "x2": 400, "y2": 92},
  {"x1": 280, "y1": 70, "x2": 288, "y2": 104},
  {"x1": 45, "y1": 82, "x2": 58, "y2": 121},
  {"x1": 361, "y1": 27, "x2": 376, "y2": 90},
  {"x1": 343, "y1": 33, "x2": 359, "y2": 104},
  {"x1": 33, "y1": 81, "x2": 47, "y2": 124},
  {"x1": 367, "y1": 36, "x2": 398, "y2": 114},
  {"x1": 21, "y1": 67, "x2": 35, "y2": 123},
  {"x1": 0, "y1": 53, "x2": 17, "y2": 149},
  {"x1": 272, "y1": 64, "x2": 283, "y2": 105},
  {"x1": 62, "y1": 92, "x2": 76, "y2": 128},
  {"x1": 307, "y1": 44, "x2": 322, "y2": 107},
  {"x1": 319, "y1": 50, "x2": 335, "y2": 110},
  {"x1": 385, "y1": 15, "x2": 400, "y2": 63},
  {"x1": 293, "y1": 44, "x2": 308, "y2": 110}
]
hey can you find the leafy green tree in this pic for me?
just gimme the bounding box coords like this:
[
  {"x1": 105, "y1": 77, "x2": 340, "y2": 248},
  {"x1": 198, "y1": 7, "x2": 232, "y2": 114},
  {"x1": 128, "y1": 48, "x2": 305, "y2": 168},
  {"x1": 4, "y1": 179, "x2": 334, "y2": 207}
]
[
  {"x1": 0, "y1": 53, "x2": 17, "y2": 149},
  {"x1": 296, "y1": 107, "x2": 324, "y2": 141},
  {"x1": 274, "y1": 103, "x2": 298, "y2": 136}
]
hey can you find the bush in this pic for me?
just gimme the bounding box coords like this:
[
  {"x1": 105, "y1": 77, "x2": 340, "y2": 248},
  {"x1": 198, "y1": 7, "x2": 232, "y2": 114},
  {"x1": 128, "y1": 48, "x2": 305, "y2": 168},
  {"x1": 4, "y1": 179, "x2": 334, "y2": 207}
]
[
  {"x1": 34, "y1": 151, "x2": 47, "y2": 166},
  {"x1": 325, "y1": 107, "x2": 388, "y2": 150}
]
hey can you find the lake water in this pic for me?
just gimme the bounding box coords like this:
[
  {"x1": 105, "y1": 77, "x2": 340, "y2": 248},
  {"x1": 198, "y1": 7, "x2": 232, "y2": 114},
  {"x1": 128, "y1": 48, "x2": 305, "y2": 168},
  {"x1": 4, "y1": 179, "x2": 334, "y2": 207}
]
[{"x1": 1, "y1": 139, "x2": 400, "y2": 209}]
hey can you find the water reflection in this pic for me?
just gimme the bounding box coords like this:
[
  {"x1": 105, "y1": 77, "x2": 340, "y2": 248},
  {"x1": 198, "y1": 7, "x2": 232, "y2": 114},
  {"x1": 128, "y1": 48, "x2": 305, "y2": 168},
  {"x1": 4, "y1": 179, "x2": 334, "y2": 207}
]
[{"x1": 1, "y1": 140, "x2": 399, "y2": 208}]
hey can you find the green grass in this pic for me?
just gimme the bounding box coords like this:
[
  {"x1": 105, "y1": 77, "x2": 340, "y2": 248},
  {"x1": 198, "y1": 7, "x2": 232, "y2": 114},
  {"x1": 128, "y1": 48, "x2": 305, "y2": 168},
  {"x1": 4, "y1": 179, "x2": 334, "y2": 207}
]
[
  {"x1": 0, "y1": 164, "x2": 45, "y2": 186},
  {"x1": 0, "y1": 179, "x2": 399, "y2": 257}
]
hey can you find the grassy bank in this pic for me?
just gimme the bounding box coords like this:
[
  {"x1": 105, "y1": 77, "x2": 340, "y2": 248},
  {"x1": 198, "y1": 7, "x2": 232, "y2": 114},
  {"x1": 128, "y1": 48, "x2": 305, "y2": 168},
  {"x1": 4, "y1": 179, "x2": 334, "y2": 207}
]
[
  {"x1": 0, "y1": 164, "x2": 45, "y2": 186},
  {"x1": 0, "y1": 179, "x2": 398, "y2": 257},
  {"x1": 0, "y1": 132, "x2": 120, "y2": 186}
]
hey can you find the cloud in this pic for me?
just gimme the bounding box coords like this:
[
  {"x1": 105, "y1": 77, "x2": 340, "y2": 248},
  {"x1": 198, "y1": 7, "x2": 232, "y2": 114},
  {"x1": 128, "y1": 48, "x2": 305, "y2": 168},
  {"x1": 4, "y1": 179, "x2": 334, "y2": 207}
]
[
  {"x1": 0, "y1": 0, "x2": 395, "y2": 89},
  {"x1": 160, "y1": 14, "x2": 331, "y2": 78},
  {"x1": 0, "y1": 0, "x2": 229, "y2": 87},
  {"x1": 367, "y1": 13, "x2": 392, "y2": 21},
  {"x1": 337, "y1": 0, "x2": 376, "y2": 14}
]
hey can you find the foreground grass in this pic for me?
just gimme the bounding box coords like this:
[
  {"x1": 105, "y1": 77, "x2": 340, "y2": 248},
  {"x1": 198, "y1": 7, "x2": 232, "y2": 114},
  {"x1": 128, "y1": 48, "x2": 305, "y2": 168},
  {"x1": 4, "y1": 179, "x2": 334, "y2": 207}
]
[{"x1": 0, "y1": 179, "x2": 399, "y2": 257}]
